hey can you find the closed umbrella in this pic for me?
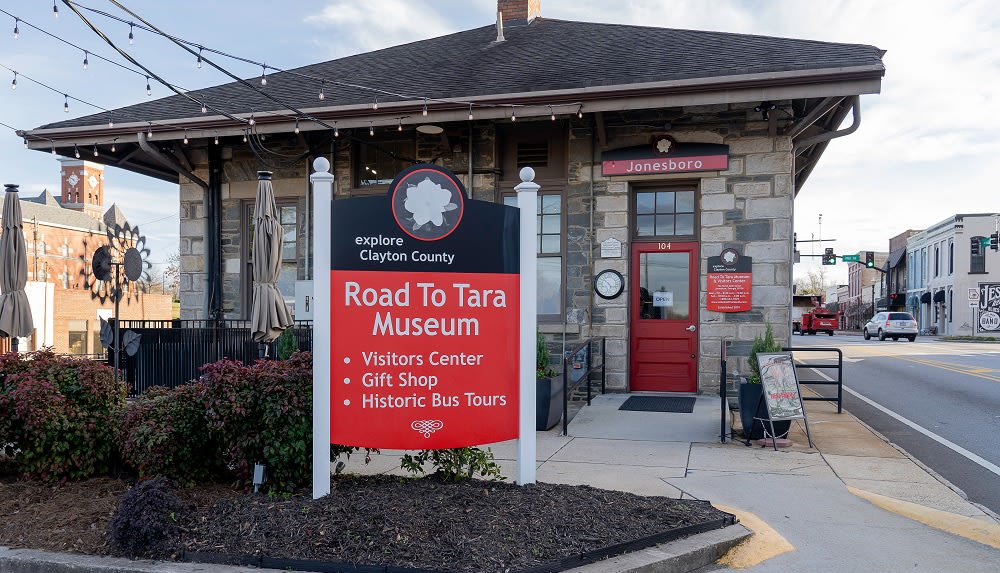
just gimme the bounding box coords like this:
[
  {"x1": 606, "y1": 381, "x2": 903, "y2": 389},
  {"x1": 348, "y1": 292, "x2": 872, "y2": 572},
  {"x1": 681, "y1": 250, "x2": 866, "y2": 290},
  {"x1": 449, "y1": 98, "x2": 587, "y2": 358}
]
[
  {"x1": 250, "y1": 171, "x2": 293, "y2": 353},
  {"x1": 0, "y1": 184, "x2": 33, "y2": 351}
]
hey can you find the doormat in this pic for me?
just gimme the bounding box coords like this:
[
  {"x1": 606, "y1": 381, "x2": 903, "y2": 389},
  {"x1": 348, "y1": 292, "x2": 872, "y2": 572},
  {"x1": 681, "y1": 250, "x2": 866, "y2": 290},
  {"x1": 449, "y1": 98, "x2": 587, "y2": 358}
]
[{"x1": 619, "y1": 396, "x2": 696, "y2": 413}]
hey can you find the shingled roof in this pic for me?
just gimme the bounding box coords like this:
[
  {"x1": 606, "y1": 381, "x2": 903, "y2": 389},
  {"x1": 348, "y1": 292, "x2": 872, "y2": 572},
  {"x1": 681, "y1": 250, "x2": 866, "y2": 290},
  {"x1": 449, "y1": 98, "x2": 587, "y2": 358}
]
[{"x1": 36, "y1": 18, "x2": 885, "y2": 131}]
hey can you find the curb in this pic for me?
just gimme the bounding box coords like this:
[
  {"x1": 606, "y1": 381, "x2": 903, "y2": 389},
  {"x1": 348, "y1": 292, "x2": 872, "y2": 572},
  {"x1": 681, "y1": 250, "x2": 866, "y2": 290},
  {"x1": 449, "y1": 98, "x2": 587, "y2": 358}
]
[
  {"x1": 565, "y1": 524, "x2": 752, "y2": 573},
  {"x1": 0, "y1": 525, "x2": 752, "y2": 573}
]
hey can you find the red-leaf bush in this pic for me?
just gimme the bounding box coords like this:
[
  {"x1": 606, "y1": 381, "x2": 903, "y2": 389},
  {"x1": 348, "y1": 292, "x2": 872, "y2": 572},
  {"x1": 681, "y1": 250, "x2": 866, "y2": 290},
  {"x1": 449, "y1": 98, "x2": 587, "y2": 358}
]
[
  {"x1": 119, "y1": 383, "x2": 219, "y2": 486},
  {"x1": 199, "y1": 352, "x2": 318, "y2": 492},
  {"x1": 0, "y1": 351, "x2": 126, "y2": 481}
]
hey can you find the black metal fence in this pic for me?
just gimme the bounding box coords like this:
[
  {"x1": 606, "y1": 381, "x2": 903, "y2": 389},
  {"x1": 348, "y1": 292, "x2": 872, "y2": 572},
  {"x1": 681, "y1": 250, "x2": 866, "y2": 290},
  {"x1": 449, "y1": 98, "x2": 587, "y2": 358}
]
[
  {"x1": 108, "y1": 320, "x2": 313, "y2": 396},
  {"x1": 560, "y1": 337, "x2": 606, "y2": 435}
]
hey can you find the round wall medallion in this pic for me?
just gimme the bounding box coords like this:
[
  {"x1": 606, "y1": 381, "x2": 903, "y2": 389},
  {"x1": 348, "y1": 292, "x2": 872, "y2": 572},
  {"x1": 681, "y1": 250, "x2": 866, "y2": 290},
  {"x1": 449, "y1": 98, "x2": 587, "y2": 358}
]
[{"x1": 594, "y1": 269, "x2": 624, "y2": 300}]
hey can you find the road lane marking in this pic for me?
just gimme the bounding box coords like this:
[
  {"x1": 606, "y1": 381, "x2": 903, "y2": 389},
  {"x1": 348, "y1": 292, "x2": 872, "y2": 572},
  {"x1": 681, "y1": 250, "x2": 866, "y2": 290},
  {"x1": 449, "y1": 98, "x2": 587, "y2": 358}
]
[{"x1": 838, "y1": 384, "x2": 1000, "y2": 478}]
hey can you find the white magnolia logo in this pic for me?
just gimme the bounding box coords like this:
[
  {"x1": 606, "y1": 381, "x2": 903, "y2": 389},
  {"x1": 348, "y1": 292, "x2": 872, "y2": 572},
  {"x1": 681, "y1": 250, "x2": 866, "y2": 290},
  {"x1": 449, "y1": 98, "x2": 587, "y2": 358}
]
[
  {"x1": 656, "y1": 138, "x2": 672, "y2": 154},
  {"x1": 403, "y1": 177, "x2": 458, "y2": 231}
]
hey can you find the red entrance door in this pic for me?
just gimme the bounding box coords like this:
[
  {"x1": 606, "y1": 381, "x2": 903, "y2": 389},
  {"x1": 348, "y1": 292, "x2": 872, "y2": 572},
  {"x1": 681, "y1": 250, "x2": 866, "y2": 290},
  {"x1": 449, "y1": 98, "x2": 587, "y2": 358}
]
[{"x1": 629, "y1": 242, "x2": 698, "y2": 392}]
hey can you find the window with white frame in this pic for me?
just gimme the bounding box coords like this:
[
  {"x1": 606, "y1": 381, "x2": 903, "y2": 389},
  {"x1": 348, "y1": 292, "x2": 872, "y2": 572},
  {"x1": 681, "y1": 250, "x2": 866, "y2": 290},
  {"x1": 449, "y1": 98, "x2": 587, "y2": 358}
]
[{"x1": 503, "y1": 194, "x2": 562, "y2": 318}]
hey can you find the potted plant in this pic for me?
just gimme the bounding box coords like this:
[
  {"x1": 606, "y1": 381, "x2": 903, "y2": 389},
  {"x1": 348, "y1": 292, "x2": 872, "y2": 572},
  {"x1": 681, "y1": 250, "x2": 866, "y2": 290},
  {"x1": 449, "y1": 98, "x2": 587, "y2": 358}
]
[
  {"x1": 535, "y1": 330, "x2": 563, "y2": 431},
  {"x1": 738, "y1": 323, "x2": 790, "y2": 440}
]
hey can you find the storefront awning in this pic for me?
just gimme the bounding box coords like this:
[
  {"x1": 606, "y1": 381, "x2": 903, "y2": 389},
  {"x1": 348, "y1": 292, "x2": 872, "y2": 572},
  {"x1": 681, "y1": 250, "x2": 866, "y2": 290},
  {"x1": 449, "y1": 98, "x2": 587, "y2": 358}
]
[
  {"x1": 920, "y1": 292, "x2": 932, "y2": 304},
  {"x1": 907, "y1": 295, "x2": 920, "y2": 307},
  {"x1": 887, "y1": 247, "x2": 907, "y2": 269},
  {"x1": 933, "y1": 290, "x2": 946, "y2": 303}
]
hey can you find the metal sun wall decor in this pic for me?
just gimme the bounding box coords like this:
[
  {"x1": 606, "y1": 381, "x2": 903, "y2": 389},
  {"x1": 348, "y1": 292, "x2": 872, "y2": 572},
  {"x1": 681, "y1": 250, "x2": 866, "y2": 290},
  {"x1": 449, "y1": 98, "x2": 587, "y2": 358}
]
[{"x1": 84, "y1": 222, "x2": 152, "y2": 304}]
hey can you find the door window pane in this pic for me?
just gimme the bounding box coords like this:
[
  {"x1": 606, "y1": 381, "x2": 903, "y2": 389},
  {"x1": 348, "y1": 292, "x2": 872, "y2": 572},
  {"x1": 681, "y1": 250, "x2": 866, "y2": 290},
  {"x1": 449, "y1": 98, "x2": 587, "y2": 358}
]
[
  {"x1": 635, "y1": 189, "x2": 696, "y2": 237},
  {"x1": 636, "y1": 252, "x2": 689, "y2": 321},
  {"x1": 68, "y1": 320, "x2": 88, "y2": 354}
]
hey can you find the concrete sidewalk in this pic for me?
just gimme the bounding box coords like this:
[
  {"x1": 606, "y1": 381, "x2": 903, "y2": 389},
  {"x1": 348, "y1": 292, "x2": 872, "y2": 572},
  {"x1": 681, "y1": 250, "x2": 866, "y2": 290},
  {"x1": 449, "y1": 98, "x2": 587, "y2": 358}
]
[{"x1": 3, "y1": 392, "x2": 999, "y2": 572}]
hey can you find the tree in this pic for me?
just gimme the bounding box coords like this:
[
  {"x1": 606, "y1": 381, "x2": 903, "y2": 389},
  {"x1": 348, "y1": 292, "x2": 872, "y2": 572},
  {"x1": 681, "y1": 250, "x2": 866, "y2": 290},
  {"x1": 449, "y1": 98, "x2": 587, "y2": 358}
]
[
  {"x1": 794, "y1": 268, "x2": 833, "y2": 296},
  {"x1": 163, "y1": 252, "x2": 180, "y2": 301}
]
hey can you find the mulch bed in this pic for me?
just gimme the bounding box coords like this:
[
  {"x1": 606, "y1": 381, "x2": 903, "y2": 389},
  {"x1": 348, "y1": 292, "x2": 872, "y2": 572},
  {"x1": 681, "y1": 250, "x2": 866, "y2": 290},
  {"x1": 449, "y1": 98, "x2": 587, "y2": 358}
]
[{"x1": 0, "y1": 475, "x2": 734, "y2": 573}]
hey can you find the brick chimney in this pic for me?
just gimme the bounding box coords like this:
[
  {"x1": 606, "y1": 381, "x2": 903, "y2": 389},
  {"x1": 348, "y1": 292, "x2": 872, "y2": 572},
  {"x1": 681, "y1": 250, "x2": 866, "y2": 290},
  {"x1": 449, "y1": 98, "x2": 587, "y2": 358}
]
[{"x1": 498, "y1": 0, "x2": 540, "y2": 26}]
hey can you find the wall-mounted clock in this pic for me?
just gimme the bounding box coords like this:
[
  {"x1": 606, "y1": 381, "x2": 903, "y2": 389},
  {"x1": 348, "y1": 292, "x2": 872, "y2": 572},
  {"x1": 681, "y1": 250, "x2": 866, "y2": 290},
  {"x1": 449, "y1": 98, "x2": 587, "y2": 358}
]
[{"x1": 594, "y1": 269, "x2": 624, "y2": 300}]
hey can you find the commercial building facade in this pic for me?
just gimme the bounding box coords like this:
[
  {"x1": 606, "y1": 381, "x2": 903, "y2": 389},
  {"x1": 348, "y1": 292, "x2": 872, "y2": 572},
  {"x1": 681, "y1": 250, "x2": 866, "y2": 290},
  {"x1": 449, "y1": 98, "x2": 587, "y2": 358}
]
[{"x1": 24, "y1": 1, "x2": 885, "y2": 392}]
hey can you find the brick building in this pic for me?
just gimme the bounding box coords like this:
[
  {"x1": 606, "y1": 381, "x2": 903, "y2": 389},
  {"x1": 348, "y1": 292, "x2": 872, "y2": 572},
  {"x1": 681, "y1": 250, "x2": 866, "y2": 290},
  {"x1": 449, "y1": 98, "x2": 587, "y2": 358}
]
[
  {"x1": 0, "y1": 159, "x2": 173, "y2": 354},
  {"x1": 25, "y1": 1, "x2": 885, "y2": 393}
]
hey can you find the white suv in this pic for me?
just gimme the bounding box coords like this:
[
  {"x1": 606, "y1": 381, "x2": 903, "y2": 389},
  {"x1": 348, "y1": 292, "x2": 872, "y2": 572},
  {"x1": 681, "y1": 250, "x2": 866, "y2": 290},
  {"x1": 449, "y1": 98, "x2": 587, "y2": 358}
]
[{"x1": 863, "y1": 312, "x2": 918, "y2": 342}]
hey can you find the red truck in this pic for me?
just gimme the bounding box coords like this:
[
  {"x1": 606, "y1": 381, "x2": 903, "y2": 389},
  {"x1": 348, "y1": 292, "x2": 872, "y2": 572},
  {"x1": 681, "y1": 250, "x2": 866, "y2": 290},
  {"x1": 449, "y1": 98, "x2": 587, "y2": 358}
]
[{"x1": 797, "y1": 307, "x2": 839, "y2": 336}]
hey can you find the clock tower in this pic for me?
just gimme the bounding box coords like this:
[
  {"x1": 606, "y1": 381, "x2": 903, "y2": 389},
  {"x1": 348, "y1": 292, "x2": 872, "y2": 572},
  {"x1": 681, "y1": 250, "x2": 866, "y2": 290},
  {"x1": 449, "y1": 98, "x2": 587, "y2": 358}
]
[{"x1": 58, "y1": 159, "x2": 105, "y2": 219}]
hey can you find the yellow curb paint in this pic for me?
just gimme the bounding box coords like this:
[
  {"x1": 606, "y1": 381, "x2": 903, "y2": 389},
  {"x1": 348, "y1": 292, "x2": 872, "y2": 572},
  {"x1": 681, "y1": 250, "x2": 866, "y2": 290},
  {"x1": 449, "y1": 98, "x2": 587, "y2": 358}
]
[
  {"x1": 848, "y1": 487, "x2": 1000, "y2": 550},
  {"x1": 712, "y1": 504, "x2": 794, "y2": 569}
]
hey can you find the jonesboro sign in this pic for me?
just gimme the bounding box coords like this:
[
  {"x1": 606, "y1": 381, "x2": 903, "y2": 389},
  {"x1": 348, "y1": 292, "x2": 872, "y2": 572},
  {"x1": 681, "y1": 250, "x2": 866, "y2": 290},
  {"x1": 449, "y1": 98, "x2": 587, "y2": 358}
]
[{"x1": 328, "y1": 164, "x2": 521, "y2": 449}]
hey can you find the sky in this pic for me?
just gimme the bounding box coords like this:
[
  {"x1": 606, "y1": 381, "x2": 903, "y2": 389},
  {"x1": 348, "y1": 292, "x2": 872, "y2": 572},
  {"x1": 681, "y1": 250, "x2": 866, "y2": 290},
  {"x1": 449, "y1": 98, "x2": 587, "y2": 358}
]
[{"x1": 1, "y1": 0, "x2": 998, "y2": 283}]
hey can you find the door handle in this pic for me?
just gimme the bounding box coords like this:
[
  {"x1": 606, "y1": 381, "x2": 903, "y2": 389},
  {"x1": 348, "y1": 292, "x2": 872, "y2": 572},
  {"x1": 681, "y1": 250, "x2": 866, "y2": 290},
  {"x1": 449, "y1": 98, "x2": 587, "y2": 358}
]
[{"x1": 686, "y1": 325, "x2": 697, "y2": 332}]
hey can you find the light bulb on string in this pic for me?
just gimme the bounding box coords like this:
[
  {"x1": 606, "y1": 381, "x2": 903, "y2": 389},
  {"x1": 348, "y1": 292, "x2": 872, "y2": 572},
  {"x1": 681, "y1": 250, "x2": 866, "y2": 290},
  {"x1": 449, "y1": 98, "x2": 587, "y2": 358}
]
[
  {"x1": 248, "y1": 114, "x2": 255, "y2": 126},
  {"x1": 73, "y1": 144, "x2": 80, "y2": 158},
  {"x1": 183, "y1": 129, "x2": 189, "y2": 144},
  {"x1": 82, "y1": 51, "x2": 89, "y2": 70},
  {"x1": 147, "y1": 123, "x2": 153, "y2": 138},
  {"x1": 22, "y1": 138, "x2": 27, "y2": 149},
  {"x1": 318, "y1": 81, "x2": 325, "y2": 100},
  {"x1": 242, "y1": 131, "x2": 247, "y2": 143},
  {"x1": 52, "y1": 1, "x2": 58, "y2": 18},
  {"x1": 422, "y1": 98, "x2": 428, "y2": 116},
  {"x1": 214, "y1": 132, "x2": 219, "y2": 145},
  {"x1": 108, "y1": 114, "x2": 114, "y2": 128},
  {"x1": 372, "y1": 97, "x2": 378, "y2": 110},
  {"x1": 201, "y1": 103, "x2": 207, "y2": 114},
  {"x1": 111, "y1": 139, "x2": 117, "y2": 153},
  {"x1": 196, "y1": 48, "x2": 203, "y2": 68},
  {"x1": 333, "y1": 122, "x2": 339, "y2": 138},
  {"x1": 13, "y1": 19, "x2": 19, "y2": 40},
  {"x1": 577, "y1": 105, "x2": 583, "y2": 119},
  {"x1": 145, "y1": 76, "x2": 151, "y2": 96},
  {"x1": 549, "y1": 106, "x2": 555, "y2": 121},
  {"x1": 10, "y1": 71, "x2": 16, "y2": 90},
  {"x1": 63, "y1": 94, "x2": 69, "y2": 113},
  {"x1": 294, "y1": 118, "x2": 300, "y2": 134},
  {"x1": 468, "y1": 103, "x2": 474, "y2": 121},
  {"x1": 397, "y1": 118, "x2": 402, "y2": 132},
  {"x1": 510, "y1": 108, "x2": 517, "y2": 122},
  {"x1": 128, "y1": 23, "x2": 134, "y2": 45},
  {"x1": 51, "y1": 144, "x2": 57, "y2": 155},
  {"x1": 93, "y1": 143, "x2": 98, "y2": 157},
  {"x1": 260, "y1": 65, "x2": 267, "y2": 86},
  {"x1": 369, "y1": 122, "x2": 374, "y2": 136}
]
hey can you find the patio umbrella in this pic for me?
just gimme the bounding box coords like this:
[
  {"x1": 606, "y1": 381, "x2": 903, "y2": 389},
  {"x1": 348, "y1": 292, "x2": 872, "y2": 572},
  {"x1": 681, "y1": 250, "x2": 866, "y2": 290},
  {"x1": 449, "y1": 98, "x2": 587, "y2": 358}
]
[
  {"x1": 250, "y1": 171, "x2": 293, "y2": 350},
  {"x1": 0, "y1": 184, "x2": 33, "y2": 351}
]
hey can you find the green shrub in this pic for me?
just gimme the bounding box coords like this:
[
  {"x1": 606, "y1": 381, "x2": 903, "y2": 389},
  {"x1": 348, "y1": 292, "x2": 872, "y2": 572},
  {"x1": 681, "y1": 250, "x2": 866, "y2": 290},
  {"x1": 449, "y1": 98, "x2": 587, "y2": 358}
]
[
  {"x1": 1, "y1": 351, "x2": 125, "y2": 481},
  {"x1": 120, "y1": 383, "x2": 219, "y2": 486},
  {"x1": 747, "y1": 323, "x2": 782, "y2": 384},
  {"x1": 108, "y1": 476, "x2": 190, "y2": 557},
  {"x1": 400, "y1": 447, "x2": 504, "y2": 481},
  {"x1": 536, "y1": 329, "x2": 555, "y2": 378},
  {"x1": 199, "y1": 352, "x2": 315, "y2": 492},
  {"x1": 276, "y1": 327, "x2": 299, "y2": 360}
]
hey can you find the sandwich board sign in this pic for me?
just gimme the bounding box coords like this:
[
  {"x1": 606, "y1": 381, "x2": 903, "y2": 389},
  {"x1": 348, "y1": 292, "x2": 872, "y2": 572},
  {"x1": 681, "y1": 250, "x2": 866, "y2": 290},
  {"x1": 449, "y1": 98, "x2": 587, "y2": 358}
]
[
  {"x1": 755, "y1": 353, "x2": 813, "y2": 448},
  {"x1": 328, "y1": 164, "x2": 520, "y2": 449}
]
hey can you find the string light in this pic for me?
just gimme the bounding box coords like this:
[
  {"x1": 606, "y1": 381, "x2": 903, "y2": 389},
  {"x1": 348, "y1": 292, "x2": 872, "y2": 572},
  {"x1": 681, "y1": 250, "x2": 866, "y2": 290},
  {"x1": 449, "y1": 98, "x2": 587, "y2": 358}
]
[
  {"x1": 397, "y1": 118, "x2": 402, "y2": 131},
  {"x1": 51, "y1": 143, "x2": 56, "y2": 155},
  {"x1": 22, "y1": 138, "x2": 27, "y2": 148},
  {"x1": 52, "y1": 1, "x2": 58, "y2": 18},
  {"x1": 145, "y1": 76, "x2": 151, "y2": 96},
  {"x1": 242, "y1": 130, "x2": 247, "y2": 143},
  {"x1": 214, "y1": 132, "x2": 219, "y2": 145},
  {"x1": 294, "y1": 118, "x2": 300, "y2": 134},
  {"x1": 63, "y1": 94, "x2": 69, "y2": 113},
  {"x1": 318, "y1": 81, "x2": 325, "y2": 100},
  {"x1": 549, "y1": 106, "x2": 555, "y2": 121},
  {"x1": 107, "y1": 113, "x2": 114, "y2": 128},
  {"x1": 92, "y1": 143, "x2": 98, "y2": 157},
  {"x1": 333, "y1": 122, "x2": 338, "y2": 137},
  {"x1": 10, "y1": 71, "x2": 16, "y2": 90},
  {"x1": 248, "y1": 113, "x2": 255, "y2": 126},
  {"x1": 111, "y1": 138, "x2": 117, "y2": 153},
  {"x1": 82, "y1": 50, "x2": 88, "y2": 70},
  {"x1": 183, "y1": 128, "x2": 189, "y2": 144},
  {"x1": 128, "y1": 23, "x2": 134, "y2": 45},
  {"x1": 468, "y1": 103, "x2": 474, "y2": 121},
  {"x1": 201, "y1": 102, "x2": 207, "y2": 113},
  {"x1": 147, "y1": 122, "x2": 153, "y2": 138},
  {"x1": 577, "y1": 104, "x2": 583, "y2": 119},
  {"x1": 369, "y1": 121, "x2": 374, "y2": 136},
  {"x1": 511, "y1": 108, "x2": 517, "y2": 122},
  {"x1": 196, "y1": 48, "x2": 203, "y2": 68},
  {"x1": 73, "y1": 144, "x2": 80, "y2": 158},
  {"x1": 260, "y1": 65, "x2": 267, "y2": 86},
  {"x1": 372, "y1": 97, "x2": 378, "y2": 110},
  {"x1": 422, "y1": 98, "x2": 428, "y2": 116},
  {"x1": 13, "y1": 18, "x2": 19, "y2": 40}
]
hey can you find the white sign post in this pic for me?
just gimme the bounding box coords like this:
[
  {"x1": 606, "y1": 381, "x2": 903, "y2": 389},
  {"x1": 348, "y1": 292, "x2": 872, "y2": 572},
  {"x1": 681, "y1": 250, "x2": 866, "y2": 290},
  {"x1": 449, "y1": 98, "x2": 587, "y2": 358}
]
[
  {"x1": 516, "y1": 167, "x2": 539, "y2": 485},
  {"x1": 311, "y1": 157, "x2": 333, "y2": 499}
]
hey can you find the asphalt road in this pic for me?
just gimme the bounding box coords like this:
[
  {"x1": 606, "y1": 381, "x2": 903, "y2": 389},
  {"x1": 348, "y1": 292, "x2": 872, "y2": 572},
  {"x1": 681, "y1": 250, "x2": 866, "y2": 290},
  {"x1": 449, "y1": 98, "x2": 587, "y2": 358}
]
[{"x1": 792, "y1": 333, "x2": 1000, "y2": 517}]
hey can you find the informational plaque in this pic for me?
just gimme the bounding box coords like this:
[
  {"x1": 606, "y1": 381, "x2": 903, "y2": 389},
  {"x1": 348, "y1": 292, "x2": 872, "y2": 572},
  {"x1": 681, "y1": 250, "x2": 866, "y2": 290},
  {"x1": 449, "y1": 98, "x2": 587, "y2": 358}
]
[
  {"x1": 330, "y1": 164, "x2": 520, "y2": 449},
  {"x1": 600, "y1": 238, "x2": 622, "y2": 258},
  {"x1": 706, "y1": 248, "x2": 752, "y2": 312},
  {"x1": 757, "y1": 353, "x2": 805, "y2": 421}
]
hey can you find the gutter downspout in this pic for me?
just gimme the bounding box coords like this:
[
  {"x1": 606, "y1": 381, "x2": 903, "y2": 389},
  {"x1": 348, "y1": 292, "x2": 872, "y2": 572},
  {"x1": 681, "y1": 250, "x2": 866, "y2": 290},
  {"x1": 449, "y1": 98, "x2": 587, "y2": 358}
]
[
  {"x1": 136, "y1": 132, "x2": 217, "y2": 319},
  {"x1": 792, "y1": 96, "x2": 861, "y2": 152}
]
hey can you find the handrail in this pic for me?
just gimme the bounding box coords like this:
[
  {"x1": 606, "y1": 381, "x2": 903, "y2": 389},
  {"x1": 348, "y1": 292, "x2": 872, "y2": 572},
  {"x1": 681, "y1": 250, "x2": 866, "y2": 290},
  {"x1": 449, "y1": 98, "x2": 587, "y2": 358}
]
[
  {"x1": 781, "y1": 346, "x2": 843, "y2": 413},
  {"x1": 561, "y1": 337, "x2": 606, "y2": 435}
]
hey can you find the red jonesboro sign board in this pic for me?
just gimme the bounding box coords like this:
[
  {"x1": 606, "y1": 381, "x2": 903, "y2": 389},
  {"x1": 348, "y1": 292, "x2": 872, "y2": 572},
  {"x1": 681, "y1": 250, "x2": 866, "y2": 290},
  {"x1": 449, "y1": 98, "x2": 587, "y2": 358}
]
[
  {"x1": 601, "y1": 138, "x2": 729, "y2": 176},
  {"x1": 329, "y1": 164, "x2": 520, "y2": 449}
]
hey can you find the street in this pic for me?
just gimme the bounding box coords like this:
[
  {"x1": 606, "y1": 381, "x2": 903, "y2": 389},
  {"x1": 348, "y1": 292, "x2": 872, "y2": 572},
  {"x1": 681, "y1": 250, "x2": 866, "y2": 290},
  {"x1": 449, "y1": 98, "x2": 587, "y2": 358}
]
[{"x1": 791, "y1": 333, "x2": 1000, "y2": 517}]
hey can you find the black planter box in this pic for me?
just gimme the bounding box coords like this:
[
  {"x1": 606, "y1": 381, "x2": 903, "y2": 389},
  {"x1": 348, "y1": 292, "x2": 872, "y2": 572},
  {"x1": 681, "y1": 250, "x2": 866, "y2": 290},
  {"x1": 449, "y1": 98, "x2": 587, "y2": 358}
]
[
  {"x1": 737, "y1": 381, "x2": 790, "y2": 440},
  {"x1": 536, "y1": 376, "x2": 564, "y2": 431}
]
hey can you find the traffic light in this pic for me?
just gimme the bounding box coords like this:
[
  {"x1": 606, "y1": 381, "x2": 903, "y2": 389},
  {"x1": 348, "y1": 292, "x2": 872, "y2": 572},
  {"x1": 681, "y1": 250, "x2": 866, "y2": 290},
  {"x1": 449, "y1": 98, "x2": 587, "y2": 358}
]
[
  {"x1": 991, "y1": 233, "x2": 999, "y2": 252},
  {"x1": 822, "y1": 247, "x2": 836, "y2": 265},
  {"x1": 865, "y1": 251, "x2": 875, "y2": 268},
  {"x1": 972, "y1": 237, "x2": 982, "y2": 256}
]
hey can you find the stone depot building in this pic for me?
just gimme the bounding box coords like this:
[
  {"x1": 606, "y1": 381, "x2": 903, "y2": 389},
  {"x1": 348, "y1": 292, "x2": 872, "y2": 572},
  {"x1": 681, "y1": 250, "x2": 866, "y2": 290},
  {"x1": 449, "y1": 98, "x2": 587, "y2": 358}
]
[{"x1": 24, "y1": 1, "x2": 885, "y2": 394}]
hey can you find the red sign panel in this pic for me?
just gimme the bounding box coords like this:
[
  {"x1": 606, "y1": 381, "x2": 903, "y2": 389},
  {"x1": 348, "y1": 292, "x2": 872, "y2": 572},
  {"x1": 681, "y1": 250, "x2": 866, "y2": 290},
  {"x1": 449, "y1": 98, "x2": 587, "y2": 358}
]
[
  {"x1": 329, "y1": 164, "x2": 520, "y2": 449},
  {"x1": 706, "y1": 250, "x2": 753, "y2": 312},
  {"x1": 601, "y1": 139, "x2": 730, "y2": 176}
]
